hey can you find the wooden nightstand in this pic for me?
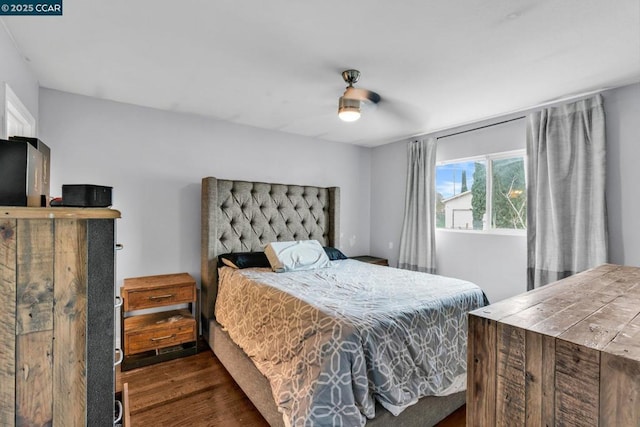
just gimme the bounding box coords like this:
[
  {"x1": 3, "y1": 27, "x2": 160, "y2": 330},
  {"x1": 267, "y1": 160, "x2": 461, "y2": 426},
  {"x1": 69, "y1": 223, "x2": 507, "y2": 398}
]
[
  {"x1": 120, "y1": 273, "x2": 198, "y2": 371},
  {"x1": 351, "y1": 255, "x2": 389, "y2": 266}
]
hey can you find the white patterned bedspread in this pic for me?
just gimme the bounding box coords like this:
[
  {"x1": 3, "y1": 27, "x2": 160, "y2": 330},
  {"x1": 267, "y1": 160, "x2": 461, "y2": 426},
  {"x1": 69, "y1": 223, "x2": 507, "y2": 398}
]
[{"x1": 215, "y1": 259, "x2": 486, "y2": 427}]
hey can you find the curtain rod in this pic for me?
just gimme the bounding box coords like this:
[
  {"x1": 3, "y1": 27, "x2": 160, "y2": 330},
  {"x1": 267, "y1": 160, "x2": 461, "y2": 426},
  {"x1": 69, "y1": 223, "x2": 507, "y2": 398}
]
[
  {"x1": 405, "y1": 87, "x2": 609, "y2": 144},
  {"x1": 436, "y1": 116, "x2": 525, "y2": 140}
]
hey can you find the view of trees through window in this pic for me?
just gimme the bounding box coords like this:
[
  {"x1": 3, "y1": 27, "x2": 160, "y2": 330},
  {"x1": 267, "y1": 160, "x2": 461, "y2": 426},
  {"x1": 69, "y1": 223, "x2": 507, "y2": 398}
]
[{"x1": 436, "y1": 152, "x2": 526, "y2": 231}]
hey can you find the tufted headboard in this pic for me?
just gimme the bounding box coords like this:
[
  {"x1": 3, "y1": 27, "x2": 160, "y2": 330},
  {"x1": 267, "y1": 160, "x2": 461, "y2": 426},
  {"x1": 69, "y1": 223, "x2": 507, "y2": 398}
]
[{"x1": 200, "y1": 177, "x2": 340, "y2": 334}]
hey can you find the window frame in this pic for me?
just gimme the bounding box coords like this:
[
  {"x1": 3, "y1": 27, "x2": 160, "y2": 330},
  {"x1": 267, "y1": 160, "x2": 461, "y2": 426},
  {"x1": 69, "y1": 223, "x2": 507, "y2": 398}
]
[
  {"x1": 436, "y1": 149, "x2": 527, "y2": 235},
  {"x1": 4, "y1": 83, "x2": 36, "y2": 139}
]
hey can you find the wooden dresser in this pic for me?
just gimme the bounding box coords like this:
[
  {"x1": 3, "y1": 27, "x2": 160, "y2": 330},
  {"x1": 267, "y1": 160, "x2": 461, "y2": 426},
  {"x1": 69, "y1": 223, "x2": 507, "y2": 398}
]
[
  {"x1": 0, "y1": 207, "x2": 121, "y2": 426},
  {"x1": 467, "y1": 264, "x2": 640, "y2": 426}
]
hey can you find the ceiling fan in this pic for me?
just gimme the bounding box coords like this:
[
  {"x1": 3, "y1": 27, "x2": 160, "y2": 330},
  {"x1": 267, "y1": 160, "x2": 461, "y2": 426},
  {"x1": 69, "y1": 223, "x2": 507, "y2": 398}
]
[{"x1": 338, "y1": 69, "x2": 381, "y2": 122}]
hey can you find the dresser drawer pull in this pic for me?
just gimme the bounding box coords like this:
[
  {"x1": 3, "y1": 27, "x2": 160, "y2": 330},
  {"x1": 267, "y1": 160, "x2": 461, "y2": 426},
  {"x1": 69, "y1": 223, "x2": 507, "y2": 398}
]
[
  {"x1": 114, "y1": 296, "x2": 123, "y2": 309},
  {"x1": 114, "y1": 348, "x2": 123, "y2": 367},
  {"x1": 148, "y1": 294, "x2": 174, "y2": 300},
  {"x1": 115, "y1": 243, "x2": 124, "y2": 250},
  {"x1": 150, "y1": 334, "x2": 176, "y2": 342},
  {"x1": 114, "y1": 400, "x2": 123, "y2": 424}
]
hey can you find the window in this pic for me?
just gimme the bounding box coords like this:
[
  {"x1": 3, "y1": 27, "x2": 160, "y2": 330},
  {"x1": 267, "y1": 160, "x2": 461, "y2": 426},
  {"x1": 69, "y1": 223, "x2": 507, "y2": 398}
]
[
  {"x1": 4, "y1": 83, "x2": 36, "y2": 138},
  {"x1": 436, "y1": 150, "x2": 526, "y2": 232}
]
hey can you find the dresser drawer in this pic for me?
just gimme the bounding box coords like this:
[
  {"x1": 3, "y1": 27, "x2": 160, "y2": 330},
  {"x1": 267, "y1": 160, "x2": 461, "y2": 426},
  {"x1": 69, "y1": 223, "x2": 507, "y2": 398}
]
[
  {"x1": 122, "y1": 282, "x2": 195, "y2": 311},
  {"x1": 123, "y1": 309, "x2": 196, "y2": 355}
]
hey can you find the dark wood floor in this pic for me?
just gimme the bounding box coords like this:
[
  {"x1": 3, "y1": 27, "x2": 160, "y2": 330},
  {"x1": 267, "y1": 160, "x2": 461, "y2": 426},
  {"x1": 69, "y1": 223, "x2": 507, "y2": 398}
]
[{"x1": 117, "y1": 349, "x2": 465, "y2": 426}]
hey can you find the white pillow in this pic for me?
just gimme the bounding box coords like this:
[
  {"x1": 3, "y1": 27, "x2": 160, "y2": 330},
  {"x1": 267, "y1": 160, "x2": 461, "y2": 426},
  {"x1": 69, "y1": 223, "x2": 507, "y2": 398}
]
[{"x1": 264, "y1": 240, "x2": 330, "y2": 272}]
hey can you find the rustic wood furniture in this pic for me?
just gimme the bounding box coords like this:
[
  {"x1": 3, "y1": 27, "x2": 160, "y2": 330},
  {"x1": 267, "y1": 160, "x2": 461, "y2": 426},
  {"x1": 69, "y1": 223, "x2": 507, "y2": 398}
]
[
  {"x1": 120, "y1": 272, "x2": 197, "y2": 370},
  {"x1": 0, "y1": 207, "x2": 121, "y2": 426},
  {"x1": 201, "y1": 177, "x2": 465, "y2": 427},
  {"x1": 467, "y1": 263, "x2": 640, "y2": 426},
  {"x1": 351, "y1": 255, "x2": 389, "y2": 266},
  {"x1": 122, "y1": 383, "x2": 131, "y2": 427}
]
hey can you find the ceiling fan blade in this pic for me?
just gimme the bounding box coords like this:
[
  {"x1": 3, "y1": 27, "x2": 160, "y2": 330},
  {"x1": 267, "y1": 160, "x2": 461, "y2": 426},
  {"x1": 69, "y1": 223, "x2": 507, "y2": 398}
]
[
  {"x1": 343, "y1": 87, "x2": 381, "y2": 104},
  {"x1": 378, "y1": 97, "x2": 425, "y2": 127}
]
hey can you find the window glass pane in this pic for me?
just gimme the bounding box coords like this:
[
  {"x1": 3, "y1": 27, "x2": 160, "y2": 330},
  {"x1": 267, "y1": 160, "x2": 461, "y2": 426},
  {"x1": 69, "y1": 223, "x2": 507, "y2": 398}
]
[
  {"x1": 436, "y1": 160, "x2": 486, "y2": 230},
  {"x1": 7, "y1": 109, "x2": 24, "y2": 137},
  {"x1": 491, "y1": 157, "x2": 526, "y2": 229}
]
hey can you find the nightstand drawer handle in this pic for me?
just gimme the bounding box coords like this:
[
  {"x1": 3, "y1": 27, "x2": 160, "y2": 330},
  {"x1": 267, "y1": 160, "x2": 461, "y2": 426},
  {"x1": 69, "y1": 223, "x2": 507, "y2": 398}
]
[
  {"x1": 150, "y1": 334, "x2": 176, "y2": 342},
  {"x1": 114, "y1": 348, "x2": 123, "y2": 367},
  {"x1": 114, "y1": 296, "x2": 123, "y2": 309},
  {"x1": 148, "y1": 294, "x2": 174, "y2": 300},
  {"x1": 115, "y1": 243, "x2": 124, "y2": 250},
  {"x1": 114, "y1": 400, "x2": 123, "y2": 424}
]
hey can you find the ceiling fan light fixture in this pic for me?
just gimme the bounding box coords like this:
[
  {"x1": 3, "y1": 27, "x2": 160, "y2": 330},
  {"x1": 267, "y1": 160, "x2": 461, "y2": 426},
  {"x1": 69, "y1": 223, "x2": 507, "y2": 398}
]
[{"x1": 338, "y1": 96, "x2": 361, "y2": 122}]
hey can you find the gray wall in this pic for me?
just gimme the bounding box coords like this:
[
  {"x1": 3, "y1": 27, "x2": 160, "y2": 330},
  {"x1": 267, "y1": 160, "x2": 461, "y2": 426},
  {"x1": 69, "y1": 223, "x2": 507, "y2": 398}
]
[
  {"x1": 606, "y1": 83, "x2": 640, "y2": 266},
  {"x1": 371, "y1": 83, "x2": 640, "y2": 303},
  {"x1": 38, "y1": 88, "x2": 372, "y2": 288},
  {"x1": 0, "y1": 25, "x2": 39, "y2": 136}
]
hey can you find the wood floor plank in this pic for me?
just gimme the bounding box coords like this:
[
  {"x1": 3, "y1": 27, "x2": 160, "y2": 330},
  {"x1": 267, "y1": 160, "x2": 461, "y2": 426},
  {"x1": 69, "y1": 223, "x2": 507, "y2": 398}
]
[
  {"x1": 128, "y1": 365, "x2": 225, "y2": 414},
  {"x1": 132, "y1": 381, "x2": 269, "y2": 427},
  {"x1": 118, "y1": 349, "x2": 466, "y2": 427}
]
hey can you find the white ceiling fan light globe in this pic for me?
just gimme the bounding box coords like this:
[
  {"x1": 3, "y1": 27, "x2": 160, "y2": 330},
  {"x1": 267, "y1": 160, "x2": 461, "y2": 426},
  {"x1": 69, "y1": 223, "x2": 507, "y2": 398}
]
[
  {"x1": 338, "y1": 96, "x2": 361, "y2": 122},
  {"x1": 338, "y1": 108, "x2": 361, "y2": 122}
]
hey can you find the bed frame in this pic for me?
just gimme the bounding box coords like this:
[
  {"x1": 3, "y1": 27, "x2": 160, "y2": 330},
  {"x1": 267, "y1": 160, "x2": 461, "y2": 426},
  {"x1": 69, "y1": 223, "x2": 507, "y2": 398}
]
[{"x1": 200, "y1": 176, "x2": 464, "y2": 426}]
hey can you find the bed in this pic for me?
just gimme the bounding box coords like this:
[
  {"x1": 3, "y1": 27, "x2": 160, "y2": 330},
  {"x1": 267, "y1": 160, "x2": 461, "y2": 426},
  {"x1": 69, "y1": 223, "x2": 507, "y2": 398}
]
[{"x1": 201, "y1": 177, "x2": 485, "y2": 426}]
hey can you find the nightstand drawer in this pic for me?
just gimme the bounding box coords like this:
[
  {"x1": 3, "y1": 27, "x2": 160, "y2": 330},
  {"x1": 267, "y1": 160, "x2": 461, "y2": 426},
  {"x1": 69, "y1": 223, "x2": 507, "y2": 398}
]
[
  {"x1": 123, "y1": 283, "x2": 195, "y2": 311},
  {"x1": 124, "y1": 309, "x2": 196, "y2": 355}
]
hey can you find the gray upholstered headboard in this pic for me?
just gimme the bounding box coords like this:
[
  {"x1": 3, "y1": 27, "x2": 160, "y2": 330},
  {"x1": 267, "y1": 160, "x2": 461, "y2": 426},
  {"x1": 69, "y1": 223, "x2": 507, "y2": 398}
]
[{"x1": 200, "y1": 177, "x2": 340, "y2": 335}]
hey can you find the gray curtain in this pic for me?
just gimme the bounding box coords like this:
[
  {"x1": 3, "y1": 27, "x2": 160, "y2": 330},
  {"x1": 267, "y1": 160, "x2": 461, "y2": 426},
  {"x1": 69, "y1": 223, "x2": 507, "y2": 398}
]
[
  {"x1": 526, "y1": 94, "x2": 607, "y2": 290},
  {"x1": 398, "y1": 138, "x2": 437, "y2": 273}
]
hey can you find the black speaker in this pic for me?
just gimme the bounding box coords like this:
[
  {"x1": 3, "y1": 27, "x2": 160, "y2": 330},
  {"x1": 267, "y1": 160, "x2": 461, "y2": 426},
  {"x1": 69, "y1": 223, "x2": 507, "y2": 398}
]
[
  {"x1": 62, "y1": 185, "x2": 112, "y2": 207},
  {"x1": 9, "y1": 136, "x2": 50, "y2": 204},
  {"x1": 0, "y1": 138, "x2": 45, "y2": 206}
]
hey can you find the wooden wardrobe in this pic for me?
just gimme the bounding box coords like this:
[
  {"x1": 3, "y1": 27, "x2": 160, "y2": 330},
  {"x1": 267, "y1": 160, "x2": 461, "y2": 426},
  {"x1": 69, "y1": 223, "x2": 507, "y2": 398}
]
[{"x1": 0, "y1": 207, "x2": 121, "y2": 426}]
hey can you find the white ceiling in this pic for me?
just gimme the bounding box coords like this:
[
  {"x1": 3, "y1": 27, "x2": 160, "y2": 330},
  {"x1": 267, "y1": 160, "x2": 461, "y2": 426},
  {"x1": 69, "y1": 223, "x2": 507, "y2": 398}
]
[{"x1": 2, "y1": 0, "x2": 639, "y2": 147}]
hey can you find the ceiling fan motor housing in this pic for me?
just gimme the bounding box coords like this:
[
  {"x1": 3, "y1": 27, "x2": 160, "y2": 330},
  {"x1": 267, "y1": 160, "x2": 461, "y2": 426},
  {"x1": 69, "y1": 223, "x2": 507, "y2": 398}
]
[{"x1": 342, "y1": 69, "x2": 361, "y2": 86}]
